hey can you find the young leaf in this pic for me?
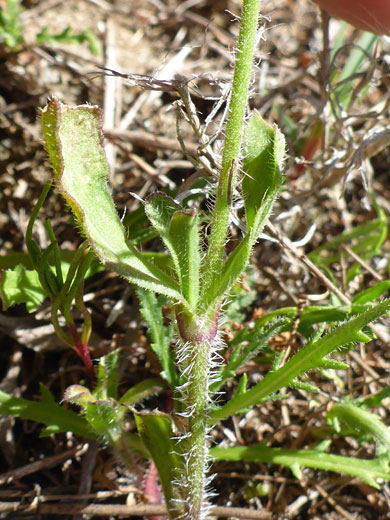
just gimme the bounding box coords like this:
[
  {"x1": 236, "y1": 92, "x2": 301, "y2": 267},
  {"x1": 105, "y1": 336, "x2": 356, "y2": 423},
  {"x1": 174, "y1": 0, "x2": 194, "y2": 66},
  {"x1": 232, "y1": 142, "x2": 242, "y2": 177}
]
[
  {"x1": 136, "y1": 287, "x2": 178, "y2": 387},
  {"x1": 352, "y1": 281, "x2": 390, "y2": 305},
  {"x1": 93, "y1": 350, "x2": 120, "y2": 400},
  {"x1": 84, "y1": 400, "x2": 122, "y2": 445},
  {"x1": 144, "y1": 192, "x2": 181, "y2": 239},
  {"x1": 242, "y1": 111, "x2": 285, "y2": 240},
  {"x1": 0, "y1": 264, "x2": 47, "y2": 312},
  {"x1": 211, "y1": 317, "x2": 290, "y2": 393},
  {"x1": 0, "y1": 384, "x2": 94, "y2": 438},
  {"x1": 144, "y1": 193, "x2": 201, "y2": 308},
  {"x1": 210, "y1": 443, "x2": 390, "y2": 489},
  {"x1": 40, "y1": 98, "x2": 184, "y2": 304},
  {"x1": 168, "y1": 209, "x2": 200, "y2": 309},
  {"x1": 210, "y1": 299, "x2": 390, "y2": 421},
  {"x1": 119, "y1": 379, "x2": 164, "y2": 408},
  {"x1": 204, "y1": 112, "x2": 286, "y2": 308},
  {"x1": 327, "y1": 402, "x2": 390, "y2": 452},
  {"x1": 308, "y1": 211, "x2": 387, "y2": 267},
  {"x1": 134, "y1": 410, "x2": 184, "y2": 511}
]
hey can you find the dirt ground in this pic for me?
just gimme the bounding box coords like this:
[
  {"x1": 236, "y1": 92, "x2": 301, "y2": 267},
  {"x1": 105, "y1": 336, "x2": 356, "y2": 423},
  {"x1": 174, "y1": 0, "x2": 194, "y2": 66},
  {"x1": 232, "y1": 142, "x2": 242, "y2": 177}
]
[{"x1": 1, "y1": 0, "x2": 390, "y2": 518}]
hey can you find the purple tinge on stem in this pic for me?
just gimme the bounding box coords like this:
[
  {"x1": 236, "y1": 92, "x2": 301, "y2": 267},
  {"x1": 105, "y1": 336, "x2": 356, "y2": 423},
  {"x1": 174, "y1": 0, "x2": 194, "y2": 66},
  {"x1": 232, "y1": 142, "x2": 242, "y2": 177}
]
[
  {"x1": 69, "y1": 324, "x2": 95, "y2": 384},
  {"x1": 144, "y1": 460, "x2": 165, "y2": 520}
]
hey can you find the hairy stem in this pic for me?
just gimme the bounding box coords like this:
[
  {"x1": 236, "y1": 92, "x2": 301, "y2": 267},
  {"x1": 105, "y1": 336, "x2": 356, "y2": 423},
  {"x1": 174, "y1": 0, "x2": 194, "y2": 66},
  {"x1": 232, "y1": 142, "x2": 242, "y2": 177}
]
[
  {"x1": 181, "y1": 339, "x2": 210, "y2": 520},
  {"x1": 200, "y1": 0, "x2": 261, "y2": 309}
]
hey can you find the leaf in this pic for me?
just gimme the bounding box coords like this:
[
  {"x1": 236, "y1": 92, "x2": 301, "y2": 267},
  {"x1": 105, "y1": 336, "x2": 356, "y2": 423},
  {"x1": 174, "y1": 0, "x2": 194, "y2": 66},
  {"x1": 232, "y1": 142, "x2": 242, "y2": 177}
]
[
  {"x1": 206, "y1": 234, "x2": 252, "y2": 307},
  {"x1": 0, "y1": 264, "x2": 47, "y2": 312},
  {"x1": 93, "y1": 350, "x2": 120, "y2": 400},
  {"x1": 41, "y1": 98, "x2": 184, "y2": 304},
  {"x1": 119, "y1": 379, "x2": 165, "y2": 408},
  {"x1": 36, "y1": 26, "x2": 100, "y2": 55},
  {"x1": 144, "y1": 192, "x2": 181, "y2": 239},
  {"x1": 64, "y1": 385, "x2": 95, "y2": 408},
  {"x1": 327, "y1": 403, "x2": 390, "y2": 452},
  {"x1": 352, "y1": 281, "x2": 390, "y2": 304},
  {"x1": 144, "y1": 193, "x2": 201, "y2": 308},
  {"x1": 210, "y1": 299, "x2": 390, "y2": 422},
  {"x1": 253, "y1": 303, "x2": 380, "y2": 340},
  {"x1": 308, "y1": 213, "x2": 387, "y2": 267},
  {"x1": 211, "y1": 317, "x2": 290, "y2": 393},
  {"x1": 134, "y1": 411, "x2": 183, "y2": 508},
  {"x1": 84, "y1": 400, "x2": 122, "y2": 444},
  {"x1": 206, "y1": 112, "x2": 285, "y2": 307},
  {"x1": 358, "y1": 387, "x2": 390, "y2": 408},
  {"x1": 136, "y1": 287, "x2": 178, "y2": 387},
  {"x1": 0, "y1": 384, "x2": 94, "y2": 438},
  {"x1": 242, "y1": 111, "x2": 285, "y2": 239},
  {"x1": 210, "y1": 443, "x2": 390, "y2": 489},
  {"x1": 168, "y1": 209, "x2": 200, "y2": 309}
]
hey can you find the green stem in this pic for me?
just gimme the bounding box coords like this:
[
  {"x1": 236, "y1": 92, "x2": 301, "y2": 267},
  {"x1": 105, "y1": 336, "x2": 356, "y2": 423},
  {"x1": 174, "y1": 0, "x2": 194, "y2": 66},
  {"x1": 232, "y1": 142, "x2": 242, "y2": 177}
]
[
  {"x1": 180, "y1": 338, "x2": 211, "y2": 520},
  {"x1": 200, "y1": 0, "x2": 261, "y2": 310}
]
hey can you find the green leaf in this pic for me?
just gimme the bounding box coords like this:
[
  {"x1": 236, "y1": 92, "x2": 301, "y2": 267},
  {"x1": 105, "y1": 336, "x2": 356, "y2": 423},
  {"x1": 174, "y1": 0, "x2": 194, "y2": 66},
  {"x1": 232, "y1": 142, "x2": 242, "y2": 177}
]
[
  {"x1": 85, "y1": 400, "x2": 121, "y2": 444},
  {"x1": 119, "y1": 379, "x2": 165, "y2": 408},
  {"x1": 0, "y1": 264, "x2": 47, "y2": 312},
  {"x1": 64, "y1": 385, "x2": 95, "y2": 408},
  {"x1": 211, "y1": 317, "x2": 290, "y2": 393},
  {"x1": 358, "y1": 387, "x2": 390, "y2": 408},
  {"x1": 36, "y1": 26, "x2": 100, "y2": 55},
  {"x1": 242, "y1": 111, "x2": 285, "y2": 239},
  {"x1": 0, "y1": 0, "x2": 24, "y2": 50},
  {"x1": 210, "y1": 299, "x2": 390, "y2": 422},
  {"x1": 352, "y1": 281, "x2": 390, "y2": 304},
  {"x1": 41, "y1": 98, "x2": 184, "y2": 304},
  {"x1": 93, "y1": 350, "x2": 120, "y2": 400},
  {"x1": 144, "y1": 193, "x2": 201, "y2": 308},
  {"x1": 254, "y1": 303, "x2": 380, "y2": 340},
  {"x1": 134, "y1": 411, "x2": 183, "y2": 508},
  {"x1": 309, "y1": 213, "x2": 387, "y2": 267},
  {"x1": 327, "y1": 403, "x2": 390, "y2": 452},
  {"x1": 136, "y1": 287, "x2": 178, "y2": 387},
  {"x1": 333, "y1": 32, "x2": 378, "y2": 110},
  {"x1": 289, "y1": 380, "x2": 319, "y2": 392},
  {"x1": 144, "y1": 192, "x2": 181, "y2": 239},
  {"x1": 317, "y1": 359, "x2": 349, "y2": 370},
  {"x1": 0, "y1": 384, "x2": 94, "y2": 438},
  {"x1": 206, "y1": 112, "x2": 285, "y2": 307},
  {"x1": 210, "y1": 443, "x2": 390, "y2": 489},
  {"x1": 209, "y1": 235, "x2": 252, "y2": 307},
  {"x1": 168, "y1": 209, "x2": 200, "y2": 309}
]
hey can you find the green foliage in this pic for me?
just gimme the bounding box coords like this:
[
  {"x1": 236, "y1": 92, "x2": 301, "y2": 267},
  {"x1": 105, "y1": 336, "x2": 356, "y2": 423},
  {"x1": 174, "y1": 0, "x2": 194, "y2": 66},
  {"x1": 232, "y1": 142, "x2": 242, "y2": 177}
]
[
  {"x1": 0, "y1": 0, "x2": 23, "y2": 50},
  {"x1": 211, "y1": 317, "x2": 291, "y2": 394},
  {"x1": 64, "y1": 351, "x2": 162, "y2": 456},
  {"x1": 242, "y1": 111, "x2": 285, "y2": 239},
  {"x1": 331, "y1": 30, "x2": 378, "y2": 110},
  {"x1": 134, "y1": 411, "x2": 184, "y2": 514},
  {"x1": 41, "y1": 99, "x2": 184, "y2": 304},
  {"x1": 327, "y1": 402, "x2": 390, "y2": 452},
  {"x1": 1, "y1": 264, "x2": 47, "y2": 312},
  {"x1": 1, "y1": 1, "x2": 390, "y2": 518},
  {"x1": 210, "y1": 298, "x2": 390, "y2": 422},
  {"x1": 0, "y1": 0, "x2": 100, "y2": 54},
  {"x1": 0, "y1": 384, "x2": 94, "y2": 438},
  {"x1": 210, "y1": 443, "x2": 390, "y2": 489},
  {"x1": 36, "y1": 26, "x2": 100, "y2": 55},
  {"x1": 144, "y1": 193, "x2": 201, "y2": 309},
  {"x1": 136, "y1": 288, "x2": 178, "y2": 388},
  {"x1": 203, "y1": 113, "x2": 285, "y2": 313},
  {"x1": 308, "y1": 203, "x2": 387, "y2": 286}
]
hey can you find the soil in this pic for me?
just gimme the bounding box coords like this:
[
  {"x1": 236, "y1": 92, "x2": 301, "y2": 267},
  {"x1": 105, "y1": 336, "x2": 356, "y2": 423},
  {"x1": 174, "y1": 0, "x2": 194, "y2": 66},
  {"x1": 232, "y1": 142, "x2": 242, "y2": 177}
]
[{"x1": 1, "y1": 0, "x2": 390, "y2": 519}]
